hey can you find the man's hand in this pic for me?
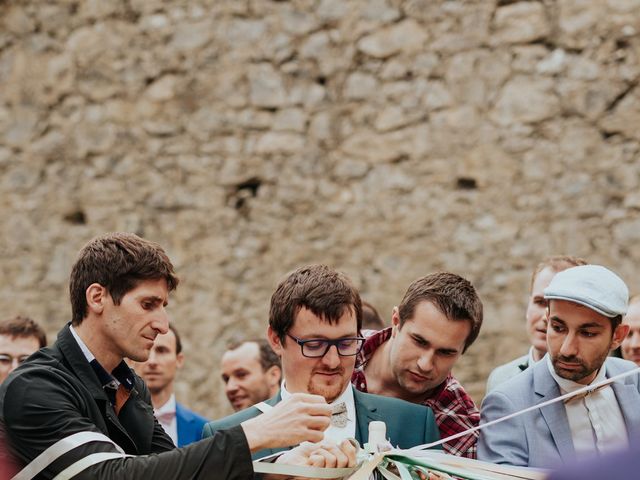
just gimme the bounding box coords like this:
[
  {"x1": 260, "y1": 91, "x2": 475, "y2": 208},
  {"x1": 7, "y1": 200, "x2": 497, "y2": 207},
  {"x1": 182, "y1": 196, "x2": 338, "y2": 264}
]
[
  {"x1": 241, "y1": 393, "x2": 332, "y2": 452},
  {"x1": 277, "y1": 439, "x2": 357, "y2": 468}
]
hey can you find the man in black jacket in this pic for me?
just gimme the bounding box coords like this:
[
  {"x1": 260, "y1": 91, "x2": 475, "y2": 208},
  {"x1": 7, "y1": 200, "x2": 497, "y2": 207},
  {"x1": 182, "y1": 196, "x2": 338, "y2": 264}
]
[{"x1": 0, "y1": 233, "x2": 340, "y2": 479}]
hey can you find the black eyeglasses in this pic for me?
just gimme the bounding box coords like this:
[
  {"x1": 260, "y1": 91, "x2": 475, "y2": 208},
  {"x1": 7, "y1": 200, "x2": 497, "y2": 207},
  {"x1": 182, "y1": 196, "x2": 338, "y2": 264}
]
[{"x1": 286, "y1": 334, "x2": 366, "y2": 358}]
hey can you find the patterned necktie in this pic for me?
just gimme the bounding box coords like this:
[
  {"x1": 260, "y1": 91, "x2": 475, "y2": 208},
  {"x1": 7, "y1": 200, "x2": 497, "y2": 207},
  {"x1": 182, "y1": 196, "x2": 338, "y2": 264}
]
[{"x1": 331, "y1": 402, "x2": 348, "y2": 428}]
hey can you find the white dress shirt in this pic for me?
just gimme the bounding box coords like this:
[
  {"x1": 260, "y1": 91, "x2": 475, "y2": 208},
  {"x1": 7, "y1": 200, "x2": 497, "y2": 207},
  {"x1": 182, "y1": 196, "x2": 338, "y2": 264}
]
[
  {"x1": 154, "y1": 394, "x2": 178, "y2": 446},
  {"x1": 280, "y1": 382, "x2": 356, "y2": 444},
  {"x1": 547, "y1": 355, "x2": 628, "y2": 456}
]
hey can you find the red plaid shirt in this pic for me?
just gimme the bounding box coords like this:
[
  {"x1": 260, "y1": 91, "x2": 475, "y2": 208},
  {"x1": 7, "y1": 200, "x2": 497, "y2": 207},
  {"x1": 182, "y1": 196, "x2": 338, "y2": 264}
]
[{"x1": 352, "y1": 328, "x2": 479, "y2": 458}]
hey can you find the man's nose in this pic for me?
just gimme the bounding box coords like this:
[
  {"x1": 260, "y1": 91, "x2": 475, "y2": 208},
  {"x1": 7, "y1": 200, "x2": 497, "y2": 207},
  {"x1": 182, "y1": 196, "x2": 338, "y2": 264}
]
[
  {"x1": 152, "y1": 310, "x2": 169, "y2": 335},
  {"x1": 417, "y1": 350, "x2": 434, "y2": 373},
  {"x1": 560, "y1": 333, "x2": 579, "y2": 357},
  {"x1": 321, "y1": 344, "x2": 341, "y2": 368},
  {"x1": 226, "y1": 378, "x2": 239, "y2": 394},
  {"x1": 9, "y1": 358, "x2": 20, "y2": 373},
  {"x1": 147, "y1": 349, "x2": 158, "y2": 364}
]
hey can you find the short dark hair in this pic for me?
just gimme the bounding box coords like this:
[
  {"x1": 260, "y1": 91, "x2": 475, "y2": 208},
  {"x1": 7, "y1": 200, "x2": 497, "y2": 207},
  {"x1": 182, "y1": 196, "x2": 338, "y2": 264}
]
[
  {"x1": 69, "y1": 232, "x2": 179, "y2": 325},
  {"x1": 269, "y1": 264, "x2": 362, "y2": 343},
  {"x1": 168, "y1": 324, "x2": 182, "y2": 354},
  {"x1": 398, "y1": 272, "x2": 483, "y2": 353},
  {"x1": 530, "y1": 255, "x2": 587, "y2": 293},
  {"x1": 226, "y1": 339, "x2": 281, "y2": 371},
  {"x1": 362, "y1": 301, "x2": 385, "y2": 329},
  {"x1": 0, "y1": 316, "x2": 47, "y2": 348}
]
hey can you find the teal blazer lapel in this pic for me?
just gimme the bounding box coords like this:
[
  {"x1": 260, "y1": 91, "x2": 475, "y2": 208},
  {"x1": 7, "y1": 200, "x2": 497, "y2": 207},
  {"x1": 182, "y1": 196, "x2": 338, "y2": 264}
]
[
  {"x1": 353, "y1": 389, "x2": 382, "y2": 446},
  {"x1": 533, "y1": 362, "x2": 575, "y2": 462}
]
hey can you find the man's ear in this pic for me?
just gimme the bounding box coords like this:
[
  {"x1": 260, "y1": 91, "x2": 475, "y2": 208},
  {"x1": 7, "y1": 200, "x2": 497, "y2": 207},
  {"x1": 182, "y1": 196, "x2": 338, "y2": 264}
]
[
  {"x1": 391, "y1": 307, "x2": 401, "y2": 337},
  {"x1": 266, "y1": 365, "x2": 282, "y2": 386},
  {"x1": 86, "y1": 283, "x2": 107, "y2": 315},
  {"x1": 612, "y1": 323, "x2": 630, "y2": 351},
  {"x1": 175, "y1": 352, "x2": 185, "y2": 369},
  {"x1": 267, "y1": 326, "x2": 283, "y2": 356}
]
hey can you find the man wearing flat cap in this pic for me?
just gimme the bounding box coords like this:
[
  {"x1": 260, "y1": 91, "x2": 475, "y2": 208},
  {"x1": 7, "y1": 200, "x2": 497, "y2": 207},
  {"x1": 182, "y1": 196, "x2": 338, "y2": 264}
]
[{"x1": 478, "y1": 265, "x2": 640, "y2": 469}]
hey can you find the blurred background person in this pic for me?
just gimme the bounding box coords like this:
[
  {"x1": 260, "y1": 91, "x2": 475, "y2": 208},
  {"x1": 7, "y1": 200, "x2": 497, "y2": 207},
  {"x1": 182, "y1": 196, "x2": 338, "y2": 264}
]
[
  {"x1": 486, "y1": 256, "x2": 586, "y2": 392},
  {"x1": 361, "y1": 300, "x2": 385, "y2": 330},
  {"x1": 0, "y1": 316, "x2": 46, "y2": 385},
  {"x1": 221, "y1": 338, "x2": 281, "y2": 411},
  {"x1": 620, "y1": 294, "x2": 640, "y2": 366},
  {"x1": 132, "y1": 324, "x2": 209, "y2": 446}
]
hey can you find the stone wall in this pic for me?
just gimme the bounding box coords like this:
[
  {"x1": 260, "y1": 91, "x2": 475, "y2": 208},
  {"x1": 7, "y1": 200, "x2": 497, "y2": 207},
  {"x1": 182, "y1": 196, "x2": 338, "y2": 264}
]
[{"x1": 1, "y1": 0, "x2": 640, "y2": 418}]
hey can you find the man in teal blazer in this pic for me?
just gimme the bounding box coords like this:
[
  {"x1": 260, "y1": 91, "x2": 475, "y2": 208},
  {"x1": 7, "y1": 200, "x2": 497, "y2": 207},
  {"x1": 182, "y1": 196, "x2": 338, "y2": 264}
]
[
  {"x1": 203, "y1": 265, "x2": 440, "y2": 459},
  {"x1": 203, "y1": 388, "x2": 439, "y2": 459}
]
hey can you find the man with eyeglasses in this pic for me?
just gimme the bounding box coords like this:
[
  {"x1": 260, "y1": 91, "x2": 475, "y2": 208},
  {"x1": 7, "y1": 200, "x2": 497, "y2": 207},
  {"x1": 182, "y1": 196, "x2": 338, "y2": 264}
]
[
  {"x1": 0, "y1": 315, "x2": 46, "y2": 384},
  {"x1": 203, "y1": 264, "x2": 440, "y2": 459}
]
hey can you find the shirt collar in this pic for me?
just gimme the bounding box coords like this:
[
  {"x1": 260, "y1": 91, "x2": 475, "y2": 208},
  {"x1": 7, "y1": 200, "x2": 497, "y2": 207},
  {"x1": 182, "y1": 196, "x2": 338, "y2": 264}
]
[
  {"x1": 357, "y1": 327, "x2": 393, "y2": 369},
  {"x1": 546, "y1": 353, "x2": 607, "y2": 393},
  {"x1": 69, "y1": 324, "x2": 95, "y2": 362},
  {"x1": 155, "y1": 393, "x2": 177, "y2": 416},
  {"x1": 69, "y1": 324, "x2": 135, "y2": 391}
]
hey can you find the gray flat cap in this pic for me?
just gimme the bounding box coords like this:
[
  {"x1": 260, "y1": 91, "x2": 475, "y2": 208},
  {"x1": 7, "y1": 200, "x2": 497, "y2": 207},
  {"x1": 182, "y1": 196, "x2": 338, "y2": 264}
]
[{"x1": 543, "y1": 264, "x2": 629, "y2": 317}]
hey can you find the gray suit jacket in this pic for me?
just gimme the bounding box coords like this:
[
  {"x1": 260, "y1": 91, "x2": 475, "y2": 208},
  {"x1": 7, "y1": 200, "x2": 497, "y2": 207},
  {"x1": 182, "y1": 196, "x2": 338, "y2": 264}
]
[
  {"x1": 486, "y1": 353, "x2": 529, "y2": 393},
  {"x1": 203, "y1": 388, "x2": 441, "y2": 460},
  {"x1": 478, "y1": 356, "x2": 640, "y2": 469}
]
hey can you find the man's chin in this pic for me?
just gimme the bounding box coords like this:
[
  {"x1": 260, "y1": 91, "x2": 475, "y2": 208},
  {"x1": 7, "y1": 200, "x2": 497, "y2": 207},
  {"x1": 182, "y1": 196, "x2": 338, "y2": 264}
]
[
  {"x1": 309, "y1": 380, "x2": 348, "y2": 403},
  {"x1": 231, "y1": 400, "x2": 250, "y2": 411},
  {"x1": 400, "y1": 374, "x2": 438, "y2": 396},
  {"x1": 553, "y1": 364, "x2": 589, "y2": 382},
  {"x1": 128, "y1": 350, "x2": 151, "y2": 363}
]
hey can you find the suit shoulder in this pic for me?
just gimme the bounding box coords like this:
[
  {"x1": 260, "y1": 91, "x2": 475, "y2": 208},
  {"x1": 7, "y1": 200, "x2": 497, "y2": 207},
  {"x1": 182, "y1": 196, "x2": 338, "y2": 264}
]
[
  {"x1": 176, "y1": 403, "x2": 209, "y2": 424},
  {"x1": 606, "y1": 356, "x2": 638, "y2": 371},
  {"x1": 483, "y1": 365, "x2": 535, "y2": 407},
  {"x1": 203, "y1": 407, "x2": 260, "y2": 437},
  {"x1": 488, "y1": 354, "x2": 528, "y2": 380},
  {"x1": 357, "y1": 390, "x2": 432, "y2": 416}
]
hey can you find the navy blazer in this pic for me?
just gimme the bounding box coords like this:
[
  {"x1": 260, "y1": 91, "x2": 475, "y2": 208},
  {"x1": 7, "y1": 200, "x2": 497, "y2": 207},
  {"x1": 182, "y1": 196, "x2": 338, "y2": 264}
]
[
  {"x1": 176, "y1": 402, "x2": 209, "y2": 447},
  {"x1": 202, "y1": 388, "x2": 440, "y2": 459}
]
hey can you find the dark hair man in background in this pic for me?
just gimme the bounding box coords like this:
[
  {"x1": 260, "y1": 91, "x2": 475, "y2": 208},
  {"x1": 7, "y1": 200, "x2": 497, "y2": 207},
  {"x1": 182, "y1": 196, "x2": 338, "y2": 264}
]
[
  {"x1": 131, "y1": 324, "x2": 208, "y2": 446},
  {"x1": 221, "y1": 338, "x2": 281, "y2": 411},
  {"x1": 203, "y1": 264, "x2": 440, "y2": 459},
  {"x1": 486, "y1": 255, "x2": 587, "y2": 392},
  {"x1": 361, "y1": 301, "x2": 385, "y2": 330},
  {"x1": 0, "y1": 316, "x2": 46, "y2": 384},
  {"x1": 352, "y1": 272, "x2": 483, "y2": 458},
  {"x1": 0, "y1": 233, "x2": 338, "y2": 479},
  {"x1": 620, "y1": 294, "x2": 640, "y2": 366}
]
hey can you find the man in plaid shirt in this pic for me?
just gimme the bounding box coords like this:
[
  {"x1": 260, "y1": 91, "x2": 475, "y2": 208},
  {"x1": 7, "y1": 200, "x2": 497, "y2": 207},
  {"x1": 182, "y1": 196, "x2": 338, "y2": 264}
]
[{"x1": 352, "y1": 272, "x2": 482, "y2": 458}]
